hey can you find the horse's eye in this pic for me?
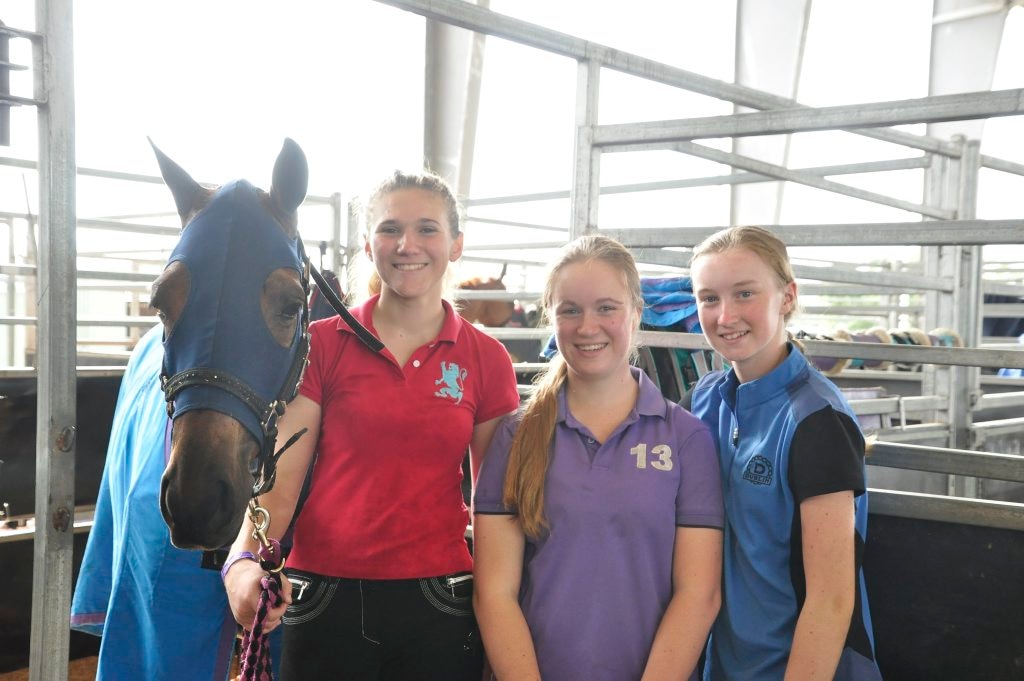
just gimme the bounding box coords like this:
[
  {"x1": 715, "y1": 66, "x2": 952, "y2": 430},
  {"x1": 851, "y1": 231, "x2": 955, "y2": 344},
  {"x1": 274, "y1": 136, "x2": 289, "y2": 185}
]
[{"x1": 279, "y1": 301, "x2": 301, "y2": 321}]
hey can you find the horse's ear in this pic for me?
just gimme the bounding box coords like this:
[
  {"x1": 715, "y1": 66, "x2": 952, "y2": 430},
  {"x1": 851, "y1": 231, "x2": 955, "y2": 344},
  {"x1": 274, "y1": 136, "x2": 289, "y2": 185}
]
[
  {"x1": 149, "y1": 138, "x2": 207, "y2": 228},
  {"x1": 270, "y1": 138, "x2": 309, "y2": 222}
]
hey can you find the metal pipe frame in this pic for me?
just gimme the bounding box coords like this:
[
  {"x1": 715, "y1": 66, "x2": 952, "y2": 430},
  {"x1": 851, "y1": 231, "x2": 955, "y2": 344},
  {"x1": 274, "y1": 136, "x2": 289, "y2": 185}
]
[
  {"x1": 869, "y1": 441, "x2": 1024, "y2": 482},
  {"x1": 462, "y1": 240, "x2": 565, "y2": 251},
  {"x1": 868, "y1": 489, "x2": 1024, "y2": 531},
  {"x1": 372, "y1": 0, "x2": 969, "y2": 158},
  {"x1": 464, "y1": 157, "x2": 932, "y2": 207},
  {"x1": 0, "y1": 316, "x2": 156, "y2": 327},
  {"x1": 591, "y1": 89, "x2": 1024, "y2": 147},
  {"x1": 977, "y1": 391, "x2": 1024, "y2": 410},
  {"x1": 562, "y1": 220, "x2": 1024, "y2": 248},
  {"x1": 665, "y1": 140, "x2": 953, "y2": 219},
  {"x1": 465, "y1": 215, "x2": 567, "y2": 233},
  {"x1": 617, "y1": 245, "x2": 955, "y2": 291},
  {"x1": 30, "y1": 0, "x2": 77, "y2": 677},
  {"x1": 849, "y1": 395, "x2": 946, "y2": 416},
  {"x1": 0, "y1": 155, "x2": 337, "y2": 204}
]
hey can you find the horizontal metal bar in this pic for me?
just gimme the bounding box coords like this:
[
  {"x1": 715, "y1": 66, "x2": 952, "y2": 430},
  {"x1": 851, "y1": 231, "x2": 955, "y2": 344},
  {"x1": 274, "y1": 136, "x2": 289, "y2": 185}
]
[
  {"x1": 631, "y1": 248, "x2": 689, "y2": 269},
  {"x1": 0, "y1": 93, "x2": 45, "y2": 107},
  {"x1": 78, "y1": 218, "x2": 178, "y2": 237},
  {"x1": 464, "y1": 157, "x2": 931, "y2": 207},
  {"x1": 983, "y1": 281, "x2": 1024, "y2": 296},
  {"x1": 871, "y1": 423, "x2": 951, "y2": 443},
  {"x1": 982, "y1": 154, "x2": 1024, "y2": 178},
  {"x1": 0, "y1": 264, "x2": 156, "y2": 283},
  {"x1": 489, "y1": 328, "x2": 1021, "y2": 368},
  {"x1": 454, "y1": 290, "x2": 541, "y2": 301},
  {"x1": 0, "y1": 25, "x2": 43, "y2": 41},
  {"x1": 0, "y1": 156, "x2": 335, "y2": 203},
  {"x1": 513, "y1": 362, "x2": 548, "y2": 373},
  {"x1": 972, "y1": 417, "x2": 1024, "y2": 438},
  {"x1": 868, "y1": 489, "x2": 1024, "y2": 531},
  {"x1": 0, "y1": 367, "x2": 128, "y2": 379},
  {"x1": 800, "y1": 305, "x2": 921, "y2": 316},
  {"x1": 868, "y1": 441, "x2": 1024, "y2": 482},
  {"x1": 799, "y1": 285, "x2": 900, "y2": 296},
  {"x1": 848, "y1": 395, "x2": 945, "y2": 416},
  {"x1": 0, "y1": 60, "x2": 29, "y2": 71},
  {"x1": 460, "y1": 254, "x2": 551, "y2": 267},
  {"x1": 669, "y1": 141, "x2": 952, "y2": 219},
  {"x1": 462, "y1": 241, "x2": 565, "y2": 251},
  {"x1": 982, "y1": 303, "x2": 1024, "y2": 318},
  {"x1": 372, "y1": 0, "x2": 965, "y2": 158},
  {"x1": 0, "y1": 316, "x2": 157, "y2": 327},
  {"x1": 0, "y1": 506, "x2": 94, "y2": 545},
  {"x1": 483, "y1": 327, "x2": 552, "y2": 340},
  {"x1": 466, "y1": 216, "x2": 566, "y2": 233},
  {"x1": 640, "y1": 330, "x2": 712, "y2": 350},
  {"x1": 612, "y1": 242, "x2": 952, "y2": 291},
  {"x1": 592, "y1": 89, "x2": 1024, "y2": 146},
  {"x1": 801, "y1": 339, "x2": 1024, "y2": 369},
  {"x1": 604, "y1": 219, "x2": 1024, "y2": 247},
  {"x1": 978, "y1": 391, "x2": 1024, "y2": 411}
]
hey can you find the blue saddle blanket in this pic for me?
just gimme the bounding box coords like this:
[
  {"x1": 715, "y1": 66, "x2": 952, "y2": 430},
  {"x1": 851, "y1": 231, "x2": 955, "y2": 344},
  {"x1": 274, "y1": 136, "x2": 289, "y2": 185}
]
[
  {"x1": 71, "y1": 325, "x2": 278, "y2": 680},
  {"x1": 641, "y1": 276, "x2": 700, "y2": 331}
]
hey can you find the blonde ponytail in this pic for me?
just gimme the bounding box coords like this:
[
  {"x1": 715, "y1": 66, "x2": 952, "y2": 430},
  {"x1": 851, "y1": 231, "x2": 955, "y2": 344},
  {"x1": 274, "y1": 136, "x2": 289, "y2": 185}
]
[{"x1": 503, "y1": 356, "x2": 568, "y2": 538}]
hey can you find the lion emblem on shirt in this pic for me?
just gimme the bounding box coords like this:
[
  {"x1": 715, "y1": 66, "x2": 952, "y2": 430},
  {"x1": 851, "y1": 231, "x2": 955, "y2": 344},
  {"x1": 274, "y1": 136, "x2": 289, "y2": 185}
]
[{"x1": 434, "y1": 361, "x2": 467, "y2": 404}]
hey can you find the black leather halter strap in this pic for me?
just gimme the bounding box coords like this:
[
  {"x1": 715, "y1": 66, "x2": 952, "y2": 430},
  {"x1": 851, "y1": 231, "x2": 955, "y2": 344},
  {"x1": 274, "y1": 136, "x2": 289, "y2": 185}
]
[{"x1": 162, "y1": 240, "x2": 383, "y2": 498}]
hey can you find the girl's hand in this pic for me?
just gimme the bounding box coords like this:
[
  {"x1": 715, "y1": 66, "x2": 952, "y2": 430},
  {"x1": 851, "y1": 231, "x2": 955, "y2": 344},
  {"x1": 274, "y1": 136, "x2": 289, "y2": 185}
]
[{"x1": 224, "y1": 559, "x2": 293, "y2": 633}]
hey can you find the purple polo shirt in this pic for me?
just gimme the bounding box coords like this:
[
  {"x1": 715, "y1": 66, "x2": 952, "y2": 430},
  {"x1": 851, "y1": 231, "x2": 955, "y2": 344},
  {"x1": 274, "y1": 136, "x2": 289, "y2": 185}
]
[{"x1": 475, "y1": 367, "x2": 723, "y2": 681}]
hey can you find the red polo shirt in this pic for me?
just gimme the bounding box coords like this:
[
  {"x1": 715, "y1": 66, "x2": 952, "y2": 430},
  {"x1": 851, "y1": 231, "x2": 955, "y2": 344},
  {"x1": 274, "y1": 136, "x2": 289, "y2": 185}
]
[{"x1": 287, "y1": 296, "x2": 520, "y2": 579}]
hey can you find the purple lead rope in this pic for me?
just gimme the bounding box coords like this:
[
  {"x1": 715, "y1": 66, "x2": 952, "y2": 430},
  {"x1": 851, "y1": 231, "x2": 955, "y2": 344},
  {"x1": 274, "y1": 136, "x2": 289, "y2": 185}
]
[
  {"x1": 240, "y1": 573, "x2": 282, "y2": 680},
  {"x1": 240, "y1": 536, "x2": 285, "y2": 680}
]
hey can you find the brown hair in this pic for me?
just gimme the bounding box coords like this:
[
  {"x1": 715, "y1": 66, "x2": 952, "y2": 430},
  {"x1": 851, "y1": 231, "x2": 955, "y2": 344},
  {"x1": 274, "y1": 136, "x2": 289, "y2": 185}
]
[
  {"x1": 364, "y1": 169, "x2": 462, "y2": 298},
  {"x1": 503, "y1": 235, "x2": 642, "y2": 537},
  {"x1": 691, "y1": 225, "x2": 798, "y2": 322},
  {"x1": 365, "y1": 169, "x2": 461, "y2": 237}
]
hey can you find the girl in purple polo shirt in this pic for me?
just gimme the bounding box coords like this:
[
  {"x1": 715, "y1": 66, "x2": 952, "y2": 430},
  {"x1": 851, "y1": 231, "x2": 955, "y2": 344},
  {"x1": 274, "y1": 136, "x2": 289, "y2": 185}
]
[{"x1": 474, "y1": 235, "x2": 724, "y2": 681}]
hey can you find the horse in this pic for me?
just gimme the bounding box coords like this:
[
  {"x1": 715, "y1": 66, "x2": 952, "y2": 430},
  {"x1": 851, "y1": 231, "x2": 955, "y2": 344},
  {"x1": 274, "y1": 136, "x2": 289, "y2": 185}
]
[
  {"x1": 71, "y1": 139, "x2": 312, "y2": 679},
  {"x1": 454, "y1": 263, "x2": 514, "y2": 327}
]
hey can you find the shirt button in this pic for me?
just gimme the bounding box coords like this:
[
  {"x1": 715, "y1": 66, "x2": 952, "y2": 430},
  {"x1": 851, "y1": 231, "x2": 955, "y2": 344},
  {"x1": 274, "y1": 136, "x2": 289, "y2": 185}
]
[
  {"x1": 412, "y1": 360, "x2": 421, "y2": 368},
  {"x1": 587, "y1": 438, "x2": 595, "y2": 444}
]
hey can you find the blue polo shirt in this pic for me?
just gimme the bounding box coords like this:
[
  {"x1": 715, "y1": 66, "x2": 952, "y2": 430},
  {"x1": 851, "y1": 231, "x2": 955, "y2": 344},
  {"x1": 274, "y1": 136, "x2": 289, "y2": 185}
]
[
  {"x1": 689, "y1": 345, "x2": 882, "y2": 681},
  {"x1": 475, "y1": 367, "x2": 723, "y2": 681}
]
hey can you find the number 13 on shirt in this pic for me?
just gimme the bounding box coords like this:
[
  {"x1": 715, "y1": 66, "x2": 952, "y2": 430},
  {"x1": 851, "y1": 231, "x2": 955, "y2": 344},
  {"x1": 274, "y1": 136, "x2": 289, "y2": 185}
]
[{"x1": 629, "y1": 443, "x2": 674, "y2": 471}]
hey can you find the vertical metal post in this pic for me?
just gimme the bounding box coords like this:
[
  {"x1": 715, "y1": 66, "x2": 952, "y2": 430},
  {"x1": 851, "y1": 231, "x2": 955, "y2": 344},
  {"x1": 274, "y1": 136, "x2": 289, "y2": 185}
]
[
  {"x1": 346, "y1": 198, "x2": 361, "y2": 301},
  {"x1": 948, "y1": 139, "x2": 982, "y2": 497},
  {"x1": 0, "y1": 20, "x2": 11, "y2": 146},
  {"x1": 328, "y1": 191, "x2": 343, "y2": 274},
  {"x1": 570, "y1": 59, "x2": 600, "y2": 240},
  {"x1": 6, "y1": 218, "x2": 16, "y2": 365},
  {"x1": 921, "y1": 147, "x2": 960, "y2": 436},
  {"x1": 30, "y1": 0, "x2": 77, "y2": 679}
]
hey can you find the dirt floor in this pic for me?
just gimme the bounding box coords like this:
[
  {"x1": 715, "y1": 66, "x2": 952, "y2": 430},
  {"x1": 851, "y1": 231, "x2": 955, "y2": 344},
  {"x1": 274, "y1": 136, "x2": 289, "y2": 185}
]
[
  {"x1": 0, "y1": 656, "x2": 97, "y2": 681},
  {"x1": 0, "y1": 655, "x2": 243, "y2": 681}
]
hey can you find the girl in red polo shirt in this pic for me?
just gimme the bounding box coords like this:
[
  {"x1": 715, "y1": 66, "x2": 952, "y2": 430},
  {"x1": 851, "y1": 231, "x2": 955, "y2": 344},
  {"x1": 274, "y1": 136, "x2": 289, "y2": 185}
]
[{"x1": 224, "y1": 170, "x2": 520, "y2": 680}]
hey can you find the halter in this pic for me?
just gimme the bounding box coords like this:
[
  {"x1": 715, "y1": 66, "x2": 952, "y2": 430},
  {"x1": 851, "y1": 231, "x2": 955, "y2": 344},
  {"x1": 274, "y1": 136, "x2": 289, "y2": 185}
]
[{"x1": 159, "y1": 181, "x2": 383, "y2": 500}]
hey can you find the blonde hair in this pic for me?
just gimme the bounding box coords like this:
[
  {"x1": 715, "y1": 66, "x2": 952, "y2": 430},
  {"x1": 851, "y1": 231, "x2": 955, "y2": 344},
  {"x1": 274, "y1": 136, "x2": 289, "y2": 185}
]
[
  {"x1": 691, "y1": 225, "x2": 798, "y2": 322},
  {"x1": 503, "y1": 235, "x2": 642, "y2": 537}
]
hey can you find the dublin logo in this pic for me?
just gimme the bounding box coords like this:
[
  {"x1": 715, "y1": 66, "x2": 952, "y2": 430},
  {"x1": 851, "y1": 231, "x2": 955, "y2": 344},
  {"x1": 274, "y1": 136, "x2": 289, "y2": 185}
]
[{"x1": 742, "y1": 455, "x2": 773, "y2": 486}]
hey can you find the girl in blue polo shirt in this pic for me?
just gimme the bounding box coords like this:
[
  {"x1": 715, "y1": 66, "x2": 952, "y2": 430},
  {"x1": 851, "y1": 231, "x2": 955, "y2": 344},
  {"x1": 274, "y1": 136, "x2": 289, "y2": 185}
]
[
  {"x1": 474, "y1": 235, "x2": 724, "y2": 681},
  {"x1": 687, "y1": 226, "x2": 883, "y2": 680}
]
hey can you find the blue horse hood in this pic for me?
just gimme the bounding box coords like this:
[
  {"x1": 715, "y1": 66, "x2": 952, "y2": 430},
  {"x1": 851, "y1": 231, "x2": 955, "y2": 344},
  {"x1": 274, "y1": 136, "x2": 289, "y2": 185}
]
[{"x1": 161, "y1": 179, "x2": 304, "y2": 443}]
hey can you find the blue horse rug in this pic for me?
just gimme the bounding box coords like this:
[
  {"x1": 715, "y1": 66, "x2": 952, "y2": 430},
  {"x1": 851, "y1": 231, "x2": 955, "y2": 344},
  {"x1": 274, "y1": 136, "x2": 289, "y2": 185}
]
[{"x1": 71, "y1": 324, "x2": 280, "y2": 680}]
